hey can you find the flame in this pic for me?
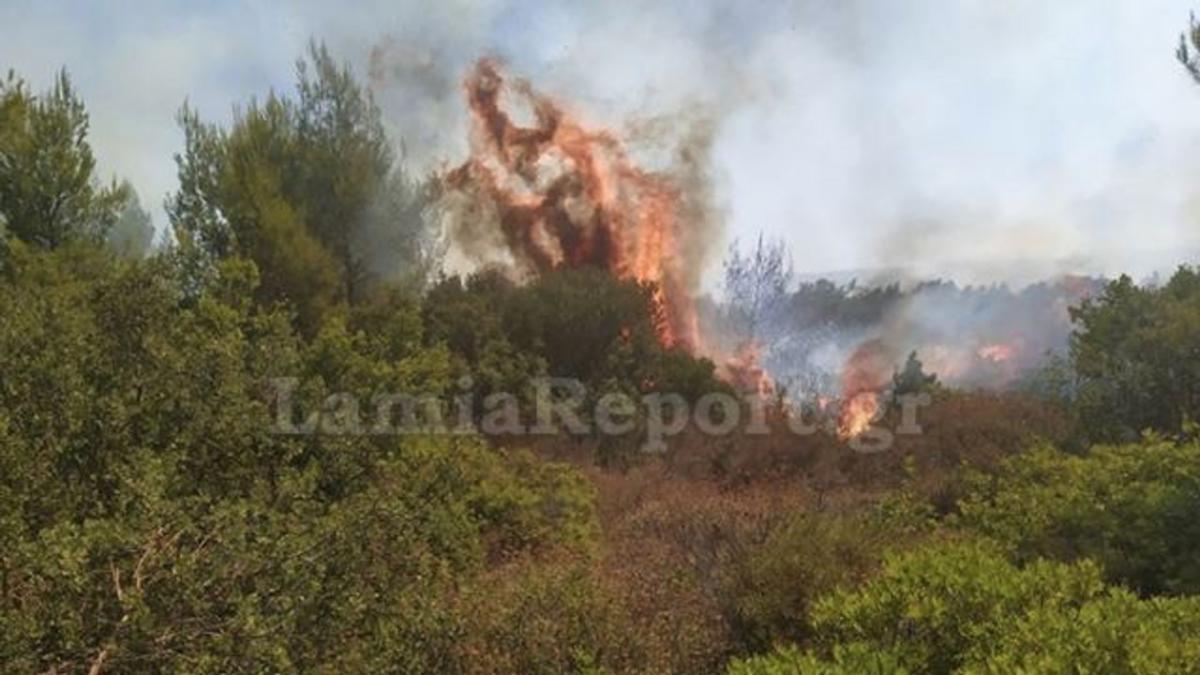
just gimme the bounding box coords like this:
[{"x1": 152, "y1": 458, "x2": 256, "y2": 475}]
[
  {"x1": 722, "y1": 341, "x2": 774, "y2": 397},
  {"x1": 445, "y1": 58, "x2": 700, "y2": 351},
  {"x1": 839, "y1": 392, "x2": 880, "y2": 439},
  {"x1": 837, "y1": 340, "x2": 890, "y2": 439},
  {"x1": 977, "y1": 342, "x2": 1016, "y2": 363}
]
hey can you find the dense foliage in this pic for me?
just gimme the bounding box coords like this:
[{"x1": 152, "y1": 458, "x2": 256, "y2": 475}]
[
  {"x1": 957, "y1": 437, "x2": 1200, "y2": 596},
  {"x1": 1069, "y1": 267, "x2": 1200, "y2": 443},
  {"x1": 0, "y1": 244, "x2": 600, "y2": 671},
  {"x1": 728, "y1": 539, "x2": 1200, "y2": 674},
  {"x1": 169, "y1": 44, "x2": 439, "y2": 333},
  {"x1": 0, "y1": 71, "x2": 128, "y2": 248}
]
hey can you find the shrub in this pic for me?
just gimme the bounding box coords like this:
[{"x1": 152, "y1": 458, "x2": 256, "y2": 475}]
[
  {"x1": 956, "y1": 438, "x2": 1200, "y2": 595},
  {"x1": 727, "y1": 643, "x2": 908, "y2": 675},
  {"x1": 736, "y1": 539, "x2": 1200, "y2": 674},
  {"x1": 0, "y1": 246, "x2": 603, "y2": 672},
  {"x1": 721, "y1": 513, "x2": 899, "y2": 652},
  {"x1": 455, "y1": 559, "x2": 646, "y2": 675}
]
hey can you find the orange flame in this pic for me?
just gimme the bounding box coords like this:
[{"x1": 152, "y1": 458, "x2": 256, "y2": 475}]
[
  {"x1": 445, "y1": 59, "x2": 700, "y2": 351},
  {"x1": 722, "y1": 341, "x2": 775, "y2": 397},
  {"x1": 839, "y1": 392, "x2": 880, "y2": 439},
  {"x1": 838, "y1": 340, "x2": 890, "y2": 439}
]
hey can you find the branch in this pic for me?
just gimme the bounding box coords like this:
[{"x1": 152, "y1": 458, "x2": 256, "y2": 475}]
[{"x1": 87, "y1": 647, "x2": 111, "y2": 675}]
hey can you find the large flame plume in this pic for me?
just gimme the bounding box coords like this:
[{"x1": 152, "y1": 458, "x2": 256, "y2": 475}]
[{"x1": 444, "y1": 59, "x2": 702, "y2": 351}]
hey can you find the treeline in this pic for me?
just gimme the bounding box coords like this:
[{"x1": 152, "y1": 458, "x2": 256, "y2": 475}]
[
  {"x1": 3, "y1": 39, "x2": 1200, "y2": 674},
  {"x1": 713, "y1": 235, "x2": 1108, "y2": 393}
]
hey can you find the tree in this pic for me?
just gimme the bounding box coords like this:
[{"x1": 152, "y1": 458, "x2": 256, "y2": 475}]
[
  {"x1": 168, "y1": 43, "x2": 438, "y2": 333},
  {"x1": 0, "y1": 70, "x2": 127, "y2": 248},
  {"x1": 891, "y1": 351, "x2": 938, "y2": 399},
  {"x1": 1068, "y1": 268, "x2": 1200, "y2": 442},
  {"x1": 723, "y1": 234, "x2": 793, "y2": 344}
]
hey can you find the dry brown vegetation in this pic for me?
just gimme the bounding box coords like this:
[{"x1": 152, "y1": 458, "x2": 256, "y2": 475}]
[{"x1": 454, "y1": 389, "x2": 1070, "y2": 672}]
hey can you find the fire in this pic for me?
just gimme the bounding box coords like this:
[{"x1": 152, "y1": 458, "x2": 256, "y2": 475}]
[
  {"x1": 918, "y1": 345, "x2": 972, "y2": 382},
  {"x1": 445, "y1": 58, "x2": 700, "y2": 351},
  {"x1": 837, "y1": 340, "x2": 890, "y2": 439},
  {"x1": 722, "y1": 341, "x2": 774, "y2": 397},
  {"x1": 977, "y1": 343, "x2": 1016, "y2": 363},
  {"x1": 840, "y1": 392, "x2": 880, "y2": 439}
]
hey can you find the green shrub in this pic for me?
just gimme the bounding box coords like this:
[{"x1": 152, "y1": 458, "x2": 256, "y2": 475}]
[
  {"x1": 727, "y1": 643, "x2": 908, "y2": 675},
  {"x1": 722, "y1": 513, "x2": 899, "y2": 652},
  {"x1": 456, "y1": 560, "x2": 646, "y2": 675},
  {"x1": 956, "y1": 438, "x2": 1200, "y2": 595},
  {"x1": 0, "y1": 246, "x2": 601, "y2": 672},
  {"x1": 736, "y1": 539, "x2": 1200, "y2": 674}
]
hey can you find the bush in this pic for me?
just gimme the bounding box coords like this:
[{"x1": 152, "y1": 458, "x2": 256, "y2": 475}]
[
  {"x1": 736, "y1": 539, "x2": 1200, "y2": 674},
  {"x1": 721, "y1": 513, "x2": 900, "y2": 652},
  {"x1": 455, "y1": 559, "x2": 646, "y2": 675},
  {"x1": 956, "y1": 438, "x2": 1200, "y2": 595},
  {"x1": 727, "y1": 644, "x2": 908, "y2": 675},
  {"x1": 810, "y1": 539, "x2": 1108, "y2": 672},
  {"x1": 0, "y1": 246, "x2": 602, "y2": 672}
]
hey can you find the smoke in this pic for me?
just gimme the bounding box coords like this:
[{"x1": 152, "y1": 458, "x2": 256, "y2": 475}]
[
  {"x1": 710, "y1": 228, "x2": 1107, "y2": 395},
  {"x1": 353, "y1": 0, "x2": 1200, "y2": 292},
  {"x1": 367, "y1": 38, "x2": 466, "y2": 172},
  {"x1": 364, "y1": 0, "x2": 1198, "y2": 398},
  {"x1": 6, "y1": 1, "x2": 1200, "y2": 290},
  {"x1": 872, "y1": 277, "x2": 1102, "y2": 385}
]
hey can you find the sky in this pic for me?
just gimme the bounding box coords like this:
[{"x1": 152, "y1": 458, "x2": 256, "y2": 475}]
[{"x1": 4, "y1": 0, "x2": 1200, "y2": 285}]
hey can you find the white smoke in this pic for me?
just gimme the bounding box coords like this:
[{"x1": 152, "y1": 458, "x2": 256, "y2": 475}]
[{"x1": 4, "y1": 0, "x2": 1200, "y2": 284}]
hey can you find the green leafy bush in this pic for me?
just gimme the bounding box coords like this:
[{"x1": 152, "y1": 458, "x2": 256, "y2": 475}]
[
  {"x1": 721, "y1": 513, "x2": 900, "y2": 652},
  {"x1": 0, "y1": 246, "x2": 600, "y2": 672},
  {"x1": 957, "y1": 438, "x2": 1200, "y2": 595},
  {"x1": 727, "y1": 643, "x2": 908, "y2": 675},
  {"x1": 730, "y1": 539, "x2": 1200, "y2": 675}
]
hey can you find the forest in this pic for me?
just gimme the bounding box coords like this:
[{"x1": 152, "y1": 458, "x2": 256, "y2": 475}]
[{"x1": 2, "y1": 28, "x2": 1200, "y2": 675}]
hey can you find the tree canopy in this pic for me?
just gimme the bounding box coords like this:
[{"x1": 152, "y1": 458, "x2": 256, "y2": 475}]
[
  {"x1": 168, "y1": 43, "x2": 439, "y2": 334},
  {"x1": 0, "y1": 70, "x2": 128, "y2": 249}
]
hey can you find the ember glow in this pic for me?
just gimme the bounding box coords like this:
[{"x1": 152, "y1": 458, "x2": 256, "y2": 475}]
[{"x1": 445, "y1": 58, "x2": 701, "y2": 351}]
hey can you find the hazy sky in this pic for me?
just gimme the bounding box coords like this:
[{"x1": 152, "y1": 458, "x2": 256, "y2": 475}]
[{"x1": 4, "y1": 0, "x2": 1200, "y2": 284}]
